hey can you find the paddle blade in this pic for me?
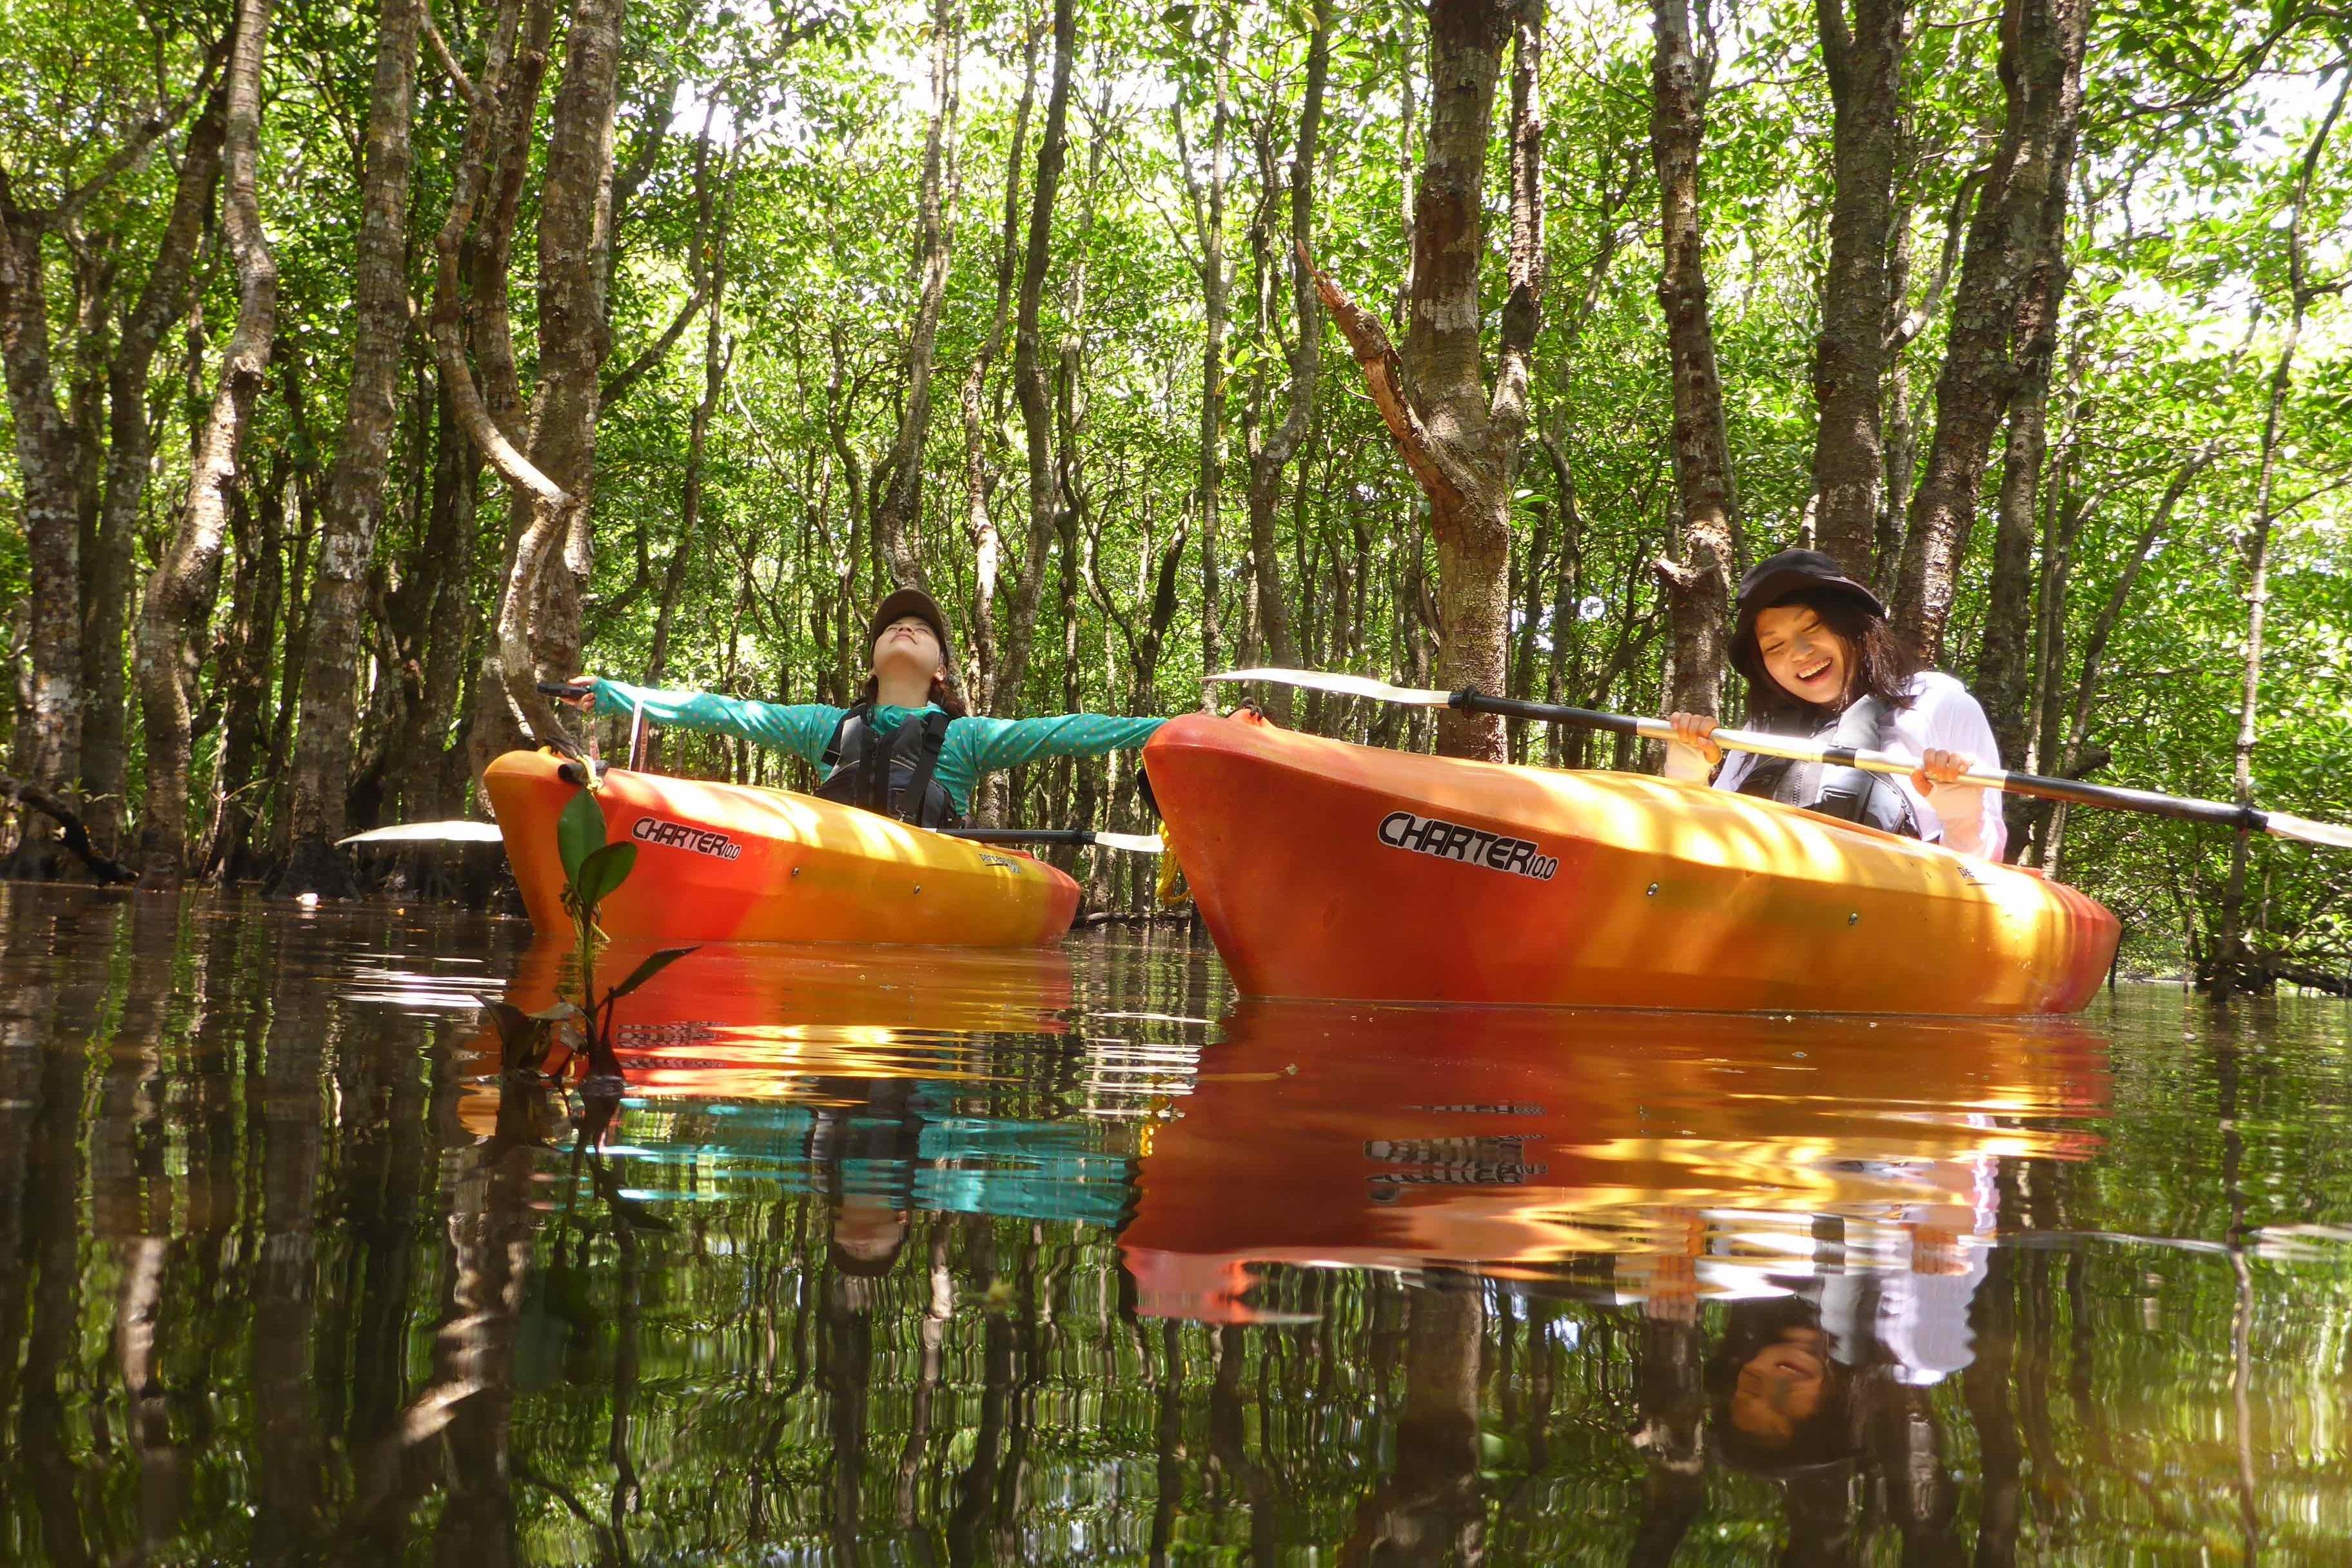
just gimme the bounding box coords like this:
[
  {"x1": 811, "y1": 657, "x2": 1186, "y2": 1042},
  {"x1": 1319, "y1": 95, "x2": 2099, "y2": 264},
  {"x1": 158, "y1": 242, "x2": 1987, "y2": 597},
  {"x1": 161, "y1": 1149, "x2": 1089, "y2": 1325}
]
[
  {"x1": 1209, "y1": 667, "x2": 1451, "y2": 707},
  {"x1": 2265, "y1": 812, "x2": 2352, "y2": 851},
  {"x1": 338, "y1": 819, "x2": 505, "y2": 846},
  {"x1": 1092, "y1": 831, "x2": 1165, "y2": 854}
]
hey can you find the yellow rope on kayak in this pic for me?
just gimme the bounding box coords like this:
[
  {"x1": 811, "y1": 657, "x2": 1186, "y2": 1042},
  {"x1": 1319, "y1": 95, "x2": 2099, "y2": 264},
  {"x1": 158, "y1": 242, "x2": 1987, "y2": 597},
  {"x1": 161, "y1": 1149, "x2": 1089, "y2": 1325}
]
[{"x1": 1156, "y1": 843, "x2": 1188, "y2": 907}]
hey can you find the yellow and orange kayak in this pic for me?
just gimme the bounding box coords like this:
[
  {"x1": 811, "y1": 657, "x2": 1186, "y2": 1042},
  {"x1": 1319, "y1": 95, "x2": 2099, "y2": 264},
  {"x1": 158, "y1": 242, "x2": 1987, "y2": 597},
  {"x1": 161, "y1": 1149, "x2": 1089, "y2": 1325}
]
[
  {"x1": 1143, "y1": 711, "x2": 2119, "y2": 1014},
  {"x1": 484, "y1": 750, "x2": 1081, "y2": 948}
]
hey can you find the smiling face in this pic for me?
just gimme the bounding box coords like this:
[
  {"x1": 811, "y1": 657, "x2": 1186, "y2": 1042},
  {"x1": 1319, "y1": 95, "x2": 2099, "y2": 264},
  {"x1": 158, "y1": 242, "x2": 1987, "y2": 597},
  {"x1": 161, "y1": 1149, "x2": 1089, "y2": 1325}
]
[
  {"x1": 1729, "y1": 1328, "x2": 1830, "y2": 1448},
  {"x1": 871, "y1": 614, "x2": 946, "y2": 687},
  {"x1": 1753, "y1": 603, "x2": 1854, "y2": 709}
]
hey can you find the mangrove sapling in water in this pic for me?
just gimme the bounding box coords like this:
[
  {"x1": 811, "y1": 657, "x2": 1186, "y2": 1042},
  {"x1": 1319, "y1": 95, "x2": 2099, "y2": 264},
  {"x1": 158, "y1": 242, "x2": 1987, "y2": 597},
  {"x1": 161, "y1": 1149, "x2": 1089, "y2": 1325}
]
[{"x1": 482, "y1": 784, "x2": 696, "y2": 1086}]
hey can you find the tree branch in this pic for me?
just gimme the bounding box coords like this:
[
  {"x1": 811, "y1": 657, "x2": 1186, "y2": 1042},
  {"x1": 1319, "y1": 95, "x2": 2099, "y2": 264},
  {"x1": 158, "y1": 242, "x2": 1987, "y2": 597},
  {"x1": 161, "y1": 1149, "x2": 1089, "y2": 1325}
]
[
  {"x1": 2, "y1": 775, "x2": 137, "y2": 883},
  {"x1": 599, "y1": 283, "x2": 708, "y2": 406},
  {"x1": 1885, "y1": 161, "x2": 1987, "y2": 355},
  {"x1": 421, "y1": 0, "x2": 480, "y2": 106},
  {"x1": 1303, "y1": 242, "x2": 1473, "y2": 510}
]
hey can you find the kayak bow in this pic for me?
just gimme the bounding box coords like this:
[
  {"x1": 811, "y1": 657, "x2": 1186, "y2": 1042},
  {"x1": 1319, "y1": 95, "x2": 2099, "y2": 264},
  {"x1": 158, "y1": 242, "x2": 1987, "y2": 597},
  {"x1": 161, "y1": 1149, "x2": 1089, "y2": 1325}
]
[{"x1": 484, "y1": 750, "x2": 1081, "y2": 947}]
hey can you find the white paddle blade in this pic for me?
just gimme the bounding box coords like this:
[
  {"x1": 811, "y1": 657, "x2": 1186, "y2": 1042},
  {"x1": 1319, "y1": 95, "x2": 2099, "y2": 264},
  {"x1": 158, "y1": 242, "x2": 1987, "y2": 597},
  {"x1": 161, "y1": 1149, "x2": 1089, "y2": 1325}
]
[
  {"x1": 1092, "y1": 831, "x2": 1166, "y2": 855},
  {"x1": 2266, "y1": 812, "x2": 2352, "y2": 852},
  {"x1": 338, "y1": 819, "x2": 506, "y2": 847},
  {"x1": 1208, "y1": 667, "x2": 1452, "y2": 707}
]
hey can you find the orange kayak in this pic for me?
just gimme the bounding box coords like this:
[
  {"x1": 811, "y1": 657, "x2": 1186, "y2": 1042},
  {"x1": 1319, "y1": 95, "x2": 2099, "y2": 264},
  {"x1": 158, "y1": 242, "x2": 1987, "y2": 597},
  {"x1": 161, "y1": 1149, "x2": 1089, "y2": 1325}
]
[
  {"x1": 483, "y1": 750, "x2": 1081, "y2": 947},
  {"x1": 1143, "y1": 711, "x2": 2119, "y2": 1014},
  {"x1": 1123, "y1": 1000, "x2": 2109, "y2": 1320}
]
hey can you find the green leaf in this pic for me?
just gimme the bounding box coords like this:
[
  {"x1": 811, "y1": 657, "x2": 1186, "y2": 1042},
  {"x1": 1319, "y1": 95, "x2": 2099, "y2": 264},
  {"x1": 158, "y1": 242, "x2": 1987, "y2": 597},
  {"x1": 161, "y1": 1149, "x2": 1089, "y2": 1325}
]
[
  {"x1": 574, "y1": 841, "x2": 637, "y2": 912},
  {"x1": 607, "y1": 945, "x2": 700, "y2": 1003},
  {"x1": 558, "y1": 789, "x2": 607, "y2": 885}
]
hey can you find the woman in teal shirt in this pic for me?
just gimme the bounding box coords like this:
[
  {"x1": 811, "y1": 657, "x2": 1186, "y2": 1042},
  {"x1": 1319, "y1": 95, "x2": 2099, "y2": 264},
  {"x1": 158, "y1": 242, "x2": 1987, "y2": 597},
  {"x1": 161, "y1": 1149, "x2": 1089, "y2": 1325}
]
[{"x1": 570, "y1": 587, "x2": 1162, "y2": 828}]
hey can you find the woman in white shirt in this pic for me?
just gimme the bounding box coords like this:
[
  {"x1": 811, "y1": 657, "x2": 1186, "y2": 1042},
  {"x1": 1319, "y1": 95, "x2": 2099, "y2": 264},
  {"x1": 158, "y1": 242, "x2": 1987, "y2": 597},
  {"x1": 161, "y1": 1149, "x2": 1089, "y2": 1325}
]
[{"x1": 1661, "y1": 548, "x2": 2006, "y2": 860}]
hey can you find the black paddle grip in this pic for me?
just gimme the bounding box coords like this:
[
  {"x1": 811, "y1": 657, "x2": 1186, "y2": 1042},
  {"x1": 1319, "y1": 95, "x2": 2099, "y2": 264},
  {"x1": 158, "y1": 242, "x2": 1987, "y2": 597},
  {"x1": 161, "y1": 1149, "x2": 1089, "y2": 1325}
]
[{"x1": 1449, "y1": 687, "x2": 1649, "y2": 737}]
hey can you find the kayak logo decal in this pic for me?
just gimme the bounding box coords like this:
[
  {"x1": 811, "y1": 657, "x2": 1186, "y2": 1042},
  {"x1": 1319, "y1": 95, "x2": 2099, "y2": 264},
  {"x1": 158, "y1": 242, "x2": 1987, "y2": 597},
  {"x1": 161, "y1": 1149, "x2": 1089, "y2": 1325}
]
[
  {"x1": 630, "y1": 816, "x2": 744, "y2": 861},
  {"x1": 1377, "y1": 810, "x2": 1558, "y2": 881}
]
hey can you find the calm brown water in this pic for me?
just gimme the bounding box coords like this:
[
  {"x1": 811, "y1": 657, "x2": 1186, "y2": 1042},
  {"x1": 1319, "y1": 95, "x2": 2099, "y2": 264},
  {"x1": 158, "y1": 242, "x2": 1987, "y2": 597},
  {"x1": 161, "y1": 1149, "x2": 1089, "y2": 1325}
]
[{"x1": 2, "y1": 882, "x2": 2348, "y2": 1564}]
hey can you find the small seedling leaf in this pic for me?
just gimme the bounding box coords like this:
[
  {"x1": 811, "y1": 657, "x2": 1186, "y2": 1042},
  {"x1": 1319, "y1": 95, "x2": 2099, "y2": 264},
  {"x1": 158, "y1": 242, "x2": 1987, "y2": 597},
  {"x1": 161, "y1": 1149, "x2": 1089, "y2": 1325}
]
[
  {"x1": 557, "y1": 790, "x2": 607, "y2": 883},
  {"x1": 608, "y1": 945, "x2": 699, "y2": 1002},
  {"x1": 575, "y1": 841, "x2": 637, "y2": 911}
]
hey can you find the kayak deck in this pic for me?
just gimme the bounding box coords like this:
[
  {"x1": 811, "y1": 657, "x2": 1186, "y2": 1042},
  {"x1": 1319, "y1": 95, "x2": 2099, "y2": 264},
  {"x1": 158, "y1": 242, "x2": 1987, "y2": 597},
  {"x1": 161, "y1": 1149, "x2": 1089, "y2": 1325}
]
[
  {"x1": 1144, "y1": 711, "x2": 2119, "y2": 1015},
  {"x1": 484, "y1": 750, "x2": 1081, "y2": 948}
]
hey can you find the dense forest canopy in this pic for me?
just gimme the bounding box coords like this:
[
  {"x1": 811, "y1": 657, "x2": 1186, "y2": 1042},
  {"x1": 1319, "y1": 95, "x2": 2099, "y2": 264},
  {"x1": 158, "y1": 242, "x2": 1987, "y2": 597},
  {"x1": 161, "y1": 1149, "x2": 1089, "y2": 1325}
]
[{"x1": 1, "y1": 0, "x2": 2347, "y2": 985}]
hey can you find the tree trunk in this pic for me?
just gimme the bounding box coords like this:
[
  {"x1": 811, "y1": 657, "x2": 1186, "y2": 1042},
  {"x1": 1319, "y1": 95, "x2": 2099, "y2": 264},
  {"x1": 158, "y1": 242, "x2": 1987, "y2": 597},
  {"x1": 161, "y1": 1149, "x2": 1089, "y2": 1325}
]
[
  {"x1": 462, "y1": 0, "x2": 627, "y2": 783},
  {"x1": 1649, "y1": 0, "x2": 1739, "y2": 718},
  {"x1": 1807, "y1": 0, "x2": 1905, "y2": 578},
  {"x1": 1179, "y1": 27, "x2": 1233, "y2": 702},
  {"x1": 81, "y1": 83, "x2": 232, "y2": 857},
  {"x1": 0, "y1": 176, "x2": 86, "y2": 806},
  {"x1": 2039, "y1": 447, "x2": 2210, "y2": 874},
  {"x1": 281, "y1": 0, "x2": 422, "y2": 892},
  {"x1": 1971, "y1": 268, "x2": 2063, "y2": 812},
  {"x1": 959, "y1": 17, "x2": 1037, "y2": 712},
  {"x1": 2216, "y1": 75, "x2": 2344, "y2": 995},
  {"x1": 990, "y1": 0, "x2": 1075, "y2": 714},
  {"x1": 872, "y1": 0, "x2": 962, "y2": 594},
  {"x1": 133, "y1": 0, "x2": 279, "y2": 881},
  {"x1": 647, "y1": 114, "x2": 732, "y2": 690},
  {"x1": 1888, "y1": 0, "x2": 2088, "y2": 663},
  {"x1": 1239, "y1": 0, "x2": 1330, "y2": 727},
  {"x1": 1311, "y1": 0, "x2": 1543, "y2": 762},
  {"x1": 202, "y1": 469, "x2": 282, "y2": 879}
]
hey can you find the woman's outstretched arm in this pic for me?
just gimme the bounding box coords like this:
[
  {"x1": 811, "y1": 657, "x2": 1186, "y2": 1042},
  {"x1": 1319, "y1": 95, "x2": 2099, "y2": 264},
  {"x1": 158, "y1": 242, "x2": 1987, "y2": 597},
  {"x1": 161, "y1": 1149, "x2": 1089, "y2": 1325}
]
[{"x1": 591, "y1": 678, "x2": 844, "y2": 767}]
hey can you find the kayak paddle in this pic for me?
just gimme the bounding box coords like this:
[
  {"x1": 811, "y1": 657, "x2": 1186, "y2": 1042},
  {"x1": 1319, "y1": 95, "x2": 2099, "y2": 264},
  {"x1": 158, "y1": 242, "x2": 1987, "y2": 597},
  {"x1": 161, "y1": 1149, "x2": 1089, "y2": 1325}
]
[
  {"x1": 1210, "y1": 667, "x2": 2352, "y2": 852},
  {"x1": 943, "y1": 827, "x2": 1165, "y2": 854},
  {"x1": 340, "y1": 820, "x2": 505, "y2": 845}
]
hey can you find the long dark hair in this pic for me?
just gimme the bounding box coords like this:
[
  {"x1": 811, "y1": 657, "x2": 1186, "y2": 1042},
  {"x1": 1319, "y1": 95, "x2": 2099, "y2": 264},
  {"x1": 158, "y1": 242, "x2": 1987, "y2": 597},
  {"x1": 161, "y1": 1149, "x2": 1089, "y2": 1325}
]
[
  {"x1": 857, "y1": 672, "x2": 969, "y2": 719},
  {"x1": 1732, "y1": 586, "x2": 1919, "y2": 724}
]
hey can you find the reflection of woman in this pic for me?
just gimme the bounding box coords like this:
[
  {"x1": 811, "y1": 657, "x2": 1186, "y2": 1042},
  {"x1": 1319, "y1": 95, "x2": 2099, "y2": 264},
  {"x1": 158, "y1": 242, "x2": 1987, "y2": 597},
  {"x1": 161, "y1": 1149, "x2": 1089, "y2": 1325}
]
[
  {"x1": 1705, "y1": 1284, "x2": 1966, "y2": 1567},
  {"x1": 807, "y1": 1077, "x2": 926, "y2": 1282}
]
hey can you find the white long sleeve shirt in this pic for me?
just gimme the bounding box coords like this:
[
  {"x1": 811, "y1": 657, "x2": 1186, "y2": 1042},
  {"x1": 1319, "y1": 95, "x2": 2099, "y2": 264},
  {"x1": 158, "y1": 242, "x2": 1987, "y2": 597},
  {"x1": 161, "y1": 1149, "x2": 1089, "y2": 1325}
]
[{"x1": 1696, "y1": 672, "x2": 2008, "y2": 860}]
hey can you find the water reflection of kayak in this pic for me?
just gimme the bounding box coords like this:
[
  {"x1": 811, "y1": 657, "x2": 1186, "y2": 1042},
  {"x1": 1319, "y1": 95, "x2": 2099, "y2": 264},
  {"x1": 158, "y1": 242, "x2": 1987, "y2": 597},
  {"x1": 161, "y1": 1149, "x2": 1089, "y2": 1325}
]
[
  {"x1": 459, "y1": 941, "x2": 1157, "y2": 1230},
  {"x1": 1121, "y1": 1000, "x2": 2109, "y2": 1322},
  {"x1": 466, "y1": 937, "x2": 1077, "y2": 1097},
  {"x1": 1144, "y1": 711, "x2": 2121, "y2": 1014},
  {"x1": 484, "y1": 749, "x2": 1083, "y2": 946}
]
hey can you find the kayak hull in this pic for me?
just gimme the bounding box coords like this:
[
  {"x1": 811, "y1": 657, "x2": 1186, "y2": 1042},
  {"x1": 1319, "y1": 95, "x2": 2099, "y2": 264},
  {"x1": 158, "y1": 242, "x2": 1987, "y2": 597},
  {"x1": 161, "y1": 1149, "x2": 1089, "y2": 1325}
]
[
  {"x1": 484, "y1": 750, "x2": 1082, "y2": 947},
  {"x1": 1144, "y1": 712, "x2": 2119, "y2": 1015}
]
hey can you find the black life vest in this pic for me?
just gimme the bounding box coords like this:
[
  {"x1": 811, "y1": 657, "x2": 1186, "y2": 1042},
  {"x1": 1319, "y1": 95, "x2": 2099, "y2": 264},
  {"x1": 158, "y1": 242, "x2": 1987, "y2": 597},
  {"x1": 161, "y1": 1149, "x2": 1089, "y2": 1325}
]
[
  {"x1": 1734, "y1": 694, "x2": 1922, "y2": 839},
  {"x1": 814, "y1": 703, "x2": 964, "y2": 829}
]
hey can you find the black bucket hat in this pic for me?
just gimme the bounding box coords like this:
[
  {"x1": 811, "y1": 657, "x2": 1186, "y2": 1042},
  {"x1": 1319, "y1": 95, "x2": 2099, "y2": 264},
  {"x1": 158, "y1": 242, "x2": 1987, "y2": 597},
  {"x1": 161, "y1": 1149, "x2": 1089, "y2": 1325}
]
[
  {"x1": 867, "y1": 586, "x2": 955, "y2": 675},
  {"x1": 1732, "y1": 548, "x2": 1886, "y2": 649}
]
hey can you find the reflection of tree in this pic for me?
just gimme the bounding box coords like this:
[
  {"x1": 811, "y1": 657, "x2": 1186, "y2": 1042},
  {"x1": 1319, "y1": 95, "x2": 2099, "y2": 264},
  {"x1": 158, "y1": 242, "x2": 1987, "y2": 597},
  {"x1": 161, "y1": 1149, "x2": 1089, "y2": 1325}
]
[
  {"x1": 1342, "y1": 1276, "x2": 1486, "y2": 1567},
  {"x1": 1210, "y1": 1322, "x2": 1279, "y2": 1560},
  {"x1": 252, "y1": 936, "x2": 329, "y2": 1565},
  {"x1": 424, "y1": 1065, "x2": 551, "y2": 1566},
  {"x1": 8, "y1": 914, "x2": 104, "y2": 1564},
  {"x1": 1627, "y1": 1313, "x2": 1705, "y2": 1566}
]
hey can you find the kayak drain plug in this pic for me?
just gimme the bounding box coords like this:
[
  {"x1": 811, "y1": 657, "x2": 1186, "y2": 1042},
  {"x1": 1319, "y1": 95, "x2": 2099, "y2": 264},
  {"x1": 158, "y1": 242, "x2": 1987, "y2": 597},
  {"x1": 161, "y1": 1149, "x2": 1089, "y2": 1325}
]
[
  {"x1": 1645, "y1": 883, "x2": 1658, "y2": 897},
  {"x1": 1848, "y1": 912, "x2": 1861, "y2": 925}
]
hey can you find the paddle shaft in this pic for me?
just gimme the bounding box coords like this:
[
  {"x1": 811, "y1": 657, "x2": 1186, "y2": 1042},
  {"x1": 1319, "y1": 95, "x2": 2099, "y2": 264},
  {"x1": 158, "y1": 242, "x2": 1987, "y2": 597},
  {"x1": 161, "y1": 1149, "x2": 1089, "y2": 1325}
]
[
  {"x1": 945, "y1": 828, "x2": 1102, "y2": 845},
  {"x1": 1446, "y1": 689, "x2": 2273, "y2": 834},
  {"x1": 942, "y1": 827, "x2": 1162, "y2": 852}
]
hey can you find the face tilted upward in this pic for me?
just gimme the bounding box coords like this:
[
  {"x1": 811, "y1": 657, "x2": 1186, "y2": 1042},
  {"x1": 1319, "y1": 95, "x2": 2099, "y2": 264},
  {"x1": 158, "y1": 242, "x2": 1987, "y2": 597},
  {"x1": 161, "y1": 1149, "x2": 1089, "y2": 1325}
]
[{"x1": 871, "y1": 614, "x2": 946, "y2": 690}]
